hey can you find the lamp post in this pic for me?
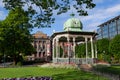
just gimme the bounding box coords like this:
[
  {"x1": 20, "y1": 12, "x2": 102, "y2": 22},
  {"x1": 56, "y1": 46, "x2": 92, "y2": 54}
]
[
  {"x1": 67, "y1": 28, "x2": 70, "y2": 64},
  {"x1": 103, "y1": 51, "x2": 105, "y2": 61},
  {"x1": 3, "y1": 54, "x2": 5, "y2": 67},
  {"x1": 2, "y1": 47, "x2": 6, "y2": 67},
  {"x1": 68, "y1": 42, "x2": 70, "y2": 64}
]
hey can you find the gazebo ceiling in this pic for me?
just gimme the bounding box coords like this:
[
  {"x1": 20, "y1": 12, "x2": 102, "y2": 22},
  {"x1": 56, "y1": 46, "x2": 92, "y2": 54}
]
[{"x1": 59, "y1": 36, "x2": 85, "y2": 42}]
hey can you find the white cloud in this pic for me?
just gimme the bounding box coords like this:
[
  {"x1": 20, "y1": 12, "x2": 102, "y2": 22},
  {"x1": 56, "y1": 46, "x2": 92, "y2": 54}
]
[
  {"x1": 106, "y1": 4, "x2": 120, "y2": 13},
  {"x1": 31, "y1": 2, "x2": 120, "y2": 34},
  {"x1": 77, "y1": 4, "x2": 120, "y2": 31},
  {"x1": 0, "y1": 11, "x2": 4, "y2": 20},
  {"x1": 0, "y1": 11, "x2": 6, "y2": 20},
  {"x1": 83, "y1": 22, "x2": 102, "y2": 31},
  {"x1": 85, "y1": 4, "x2": 120, "y2": 21},
  {"x1": 0, "y1": 0, "x2": 7, "y2": 20},
  {"x1": 93, "y1": 0, "x2": 104, "y2": 4},
  {"x1": 0, "y1": 0, "x2": 4, "y2": 8}
]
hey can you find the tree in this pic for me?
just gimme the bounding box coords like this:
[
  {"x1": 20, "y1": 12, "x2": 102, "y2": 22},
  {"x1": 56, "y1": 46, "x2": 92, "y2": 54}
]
[
  {"x1": 109, "y1": 34, "x2": 120, "y2": 63},
  {"x1": 75, "y1": 42, "x2": 94, "y2": 58},
  {"x1": 3, "y1": 0, "x2": 96, "y2": 28},
  {"x1": 0, "y1": 7, "x2": 35, "y2": 65},
  {"x1": 75, "y1": 43, "x2": 86, "y2": 58},
  {"x1": 97, "y1": 38, "x2": 109, "y2": 54},
  {"x1": 97, "y1": 38, "x2": 110, "y2": 61}
]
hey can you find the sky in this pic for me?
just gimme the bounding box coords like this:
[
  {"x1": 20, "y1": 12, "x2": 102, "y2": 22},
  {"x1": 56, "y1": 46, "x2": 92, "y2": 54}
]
[{"x1": 0, "y1": 0, "x2": 120, "y2": 36}]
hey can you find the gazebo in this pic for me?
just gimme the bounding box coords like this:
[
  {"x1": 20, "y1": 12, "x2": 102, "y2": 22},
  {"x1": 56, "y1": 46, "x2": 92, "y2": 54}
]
[{"x1": 51, "y1": 15, "x2": 97, "y2": 64}]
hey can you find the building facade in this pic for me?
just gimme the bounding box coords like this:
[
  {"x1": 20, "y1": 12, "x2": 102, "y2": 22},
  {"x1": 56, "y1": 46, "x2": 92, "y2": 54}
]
[
  {"x1": 97, "y1": 15, "x2": 120, "y2": 40},
  {"x1": 27, "y1": 31, "x2": 51, "y2": 61}
]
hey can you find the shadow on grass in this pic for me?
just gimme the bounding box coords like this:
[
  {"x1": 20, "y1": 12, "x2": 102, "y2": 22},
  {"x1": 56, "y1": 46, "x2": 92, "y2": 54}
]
[
  {"x1": 52, "y1": 70, "x2": 109, "y2": 80},
  {"x1": 93, "y1": 65, "x2": 120, "y2": 75}
]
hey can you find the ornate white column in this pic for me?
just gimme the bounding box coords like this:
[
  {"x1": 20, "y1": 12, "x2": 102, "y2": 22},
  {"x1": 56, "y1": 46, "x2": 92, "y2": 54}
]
[
  {"x1": 56, "y1": 38, "x2": 59, "y2": 58},
  {"x1": 58, "y1": 41, "x2": 60, "y2": 58},
  {"x1": 67, "y1": 36, "x2": 70, "y2": 64},
  {"x1": 73, "y1": 37, "x2": 76, "y2": 58},
  {"x1": 90, "y1": 37, "x2": 94, "y2": 58},
  {"x1": 67, "y1": 37, "x2": 70, "y2": 58},
  {"x1": 85, "y1": 37, "x2": 88, "y2": 64},
  {"x1": 41, "y1": 41, "x2": 43, "y2": 58},
  {"x1": 62, "y1": 42, "x2": 65, "y2": 58},
  {"x1": 45, "y1": 41, "x2": 47, "y2": 58},
  {"x1": 52, "y1": 38, "x2": 55, "y2": 59},
  {"x1": 37, "y1": 41, "x2": 39, "y2": 58}
]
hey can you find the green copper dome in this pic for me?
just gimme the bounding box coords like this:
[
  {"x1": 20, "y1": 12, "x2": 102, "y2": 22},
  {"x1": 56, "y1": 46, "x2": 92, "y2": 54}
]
[{"x1": 63, "y1": 18, "x2": 83, "y2": 31}]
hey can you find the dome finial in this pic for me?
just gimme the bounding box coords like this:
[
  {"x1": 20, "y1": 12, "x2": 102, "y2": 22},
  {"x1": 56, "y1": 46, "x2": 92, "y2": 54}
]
[
  {"x1": 63, "y1": 16, "x2": 83, "y2": 32},
  {"x1": 70, "y1": 12, "x2": 75, "y2": 17}
]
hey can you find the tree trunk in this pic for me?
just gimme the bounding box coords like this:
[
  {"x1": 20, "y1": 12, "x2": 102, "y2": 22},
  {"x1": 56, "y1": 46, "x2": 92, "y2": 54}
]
[{"x1": 13, "y1": 55, "x2": 17, "y2": 65}]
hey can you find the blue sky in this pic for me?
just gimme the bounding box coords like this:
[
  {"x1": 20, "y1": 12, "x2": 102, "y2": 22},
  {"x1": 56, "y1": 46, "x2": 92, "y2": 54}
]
[{"x1": 0, "y1": 0, "x2": 120, "y2": 36}]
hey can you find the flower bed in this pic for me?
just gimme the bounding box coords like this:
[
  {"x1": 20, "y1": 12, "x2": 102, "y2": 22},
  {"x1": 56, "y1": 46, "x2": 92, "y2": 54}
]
[
  {"x1": 2, "y1": 77, "x2": 52, "y2": 80},
  {"x1": 39, "y1": 63, "x2": 77, "y2": 69}
]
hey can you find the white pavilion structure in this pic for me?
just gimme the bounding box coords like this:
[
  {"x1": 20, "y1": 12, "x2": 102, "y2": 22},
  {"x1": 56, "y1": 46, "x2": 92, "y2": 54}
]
[{"x1": 51, "y1": 15, "x2": 97, "y2": 64}]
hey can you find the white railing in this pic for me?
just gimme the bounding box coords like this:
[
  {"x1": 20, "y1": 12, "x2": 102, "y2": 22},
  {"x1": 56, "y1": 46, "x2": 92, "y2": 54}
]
[{"x1": 53, "y1": 58, "x2": 94, "y2": 64}]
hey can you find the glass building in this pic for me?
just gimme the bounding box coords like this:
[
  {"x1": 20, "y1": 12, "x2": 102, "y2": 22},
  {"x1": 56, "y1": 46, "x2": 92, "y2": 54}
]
[{"x1": 97, "y1": 15, "x2": 120, "y2": 40}]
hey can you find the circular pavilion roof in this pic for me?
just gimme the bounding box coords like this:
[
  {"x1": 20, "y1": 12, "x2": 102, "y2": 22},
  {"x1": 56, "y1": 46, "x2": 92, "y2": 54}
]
[{"x1": 63, "y1": 17, "x2": 83, "y2": 32}]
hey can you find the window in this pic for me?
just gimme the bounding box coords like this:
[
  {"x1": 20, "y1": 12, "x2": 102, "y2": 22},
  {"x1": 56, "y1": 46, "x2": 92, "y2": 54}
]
[
  {"x1": 102, "y1": 25, "x2": 108, "y2": 38},
  {"x1": 117, "y1": 19, "x2": 120, "y2": 34},
  {"x1": 109, "y1": 21, "x2": 117, "y2": 39},
  {"x1": 97, "y1": 28, "x2": 102, "y2": 39}
]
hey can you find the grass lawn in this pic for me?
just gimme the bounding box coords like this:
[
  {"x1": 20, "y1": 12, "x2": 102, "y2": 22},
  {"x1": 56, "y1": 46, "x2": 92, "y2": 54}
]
[
  {"x1": 0, "y1": 67, "x2": 109, "y2": 80},
  {"x1": 94, "y1": 65, "x2": 120, "y2": 75}
]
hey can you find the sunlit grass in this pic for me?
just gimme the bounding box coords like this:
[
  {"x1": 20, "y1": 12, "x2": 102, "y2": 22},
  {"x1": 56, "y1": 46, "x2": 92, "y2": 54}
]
[
  {"x1": 0, "y1": 67, "x2": 73, "y2": 78},
  {"x1": 0, "y1": 67, "x2": 109, "y2": 80}
]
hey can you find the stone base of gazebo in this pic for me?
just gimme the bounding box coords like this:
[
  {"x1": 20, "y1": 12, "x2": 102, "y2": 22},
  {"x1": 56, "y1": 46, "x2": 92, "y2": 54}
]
[{"x1": 53, "y1": 58, "x2": 97, "y2": 64}]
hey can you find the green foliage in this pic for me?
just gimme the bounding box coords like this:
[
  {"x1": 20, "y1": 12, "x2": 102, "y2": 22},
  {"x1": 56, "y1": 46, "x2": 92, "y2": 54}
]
[
  {"x1": 87, "y1": 42, "x2": 92, "y2": 57},
  {"x1": 60, "y1": 46, "x2": 63, "y2": 57},
  {"x1": 3, "y1": 0, "x2": 96, "y2": 27},
  {"x1": 16, "y1": 61, "x2": 23, "y2": 66},
  {"x1": 0, "y1": 7, "x2": 35, "y2": 65},
  {"x1": 96, "y1": 36, "x2": 120, "y2": 63},
  {"x1": 96, "y1": 38, "x2": 110, "y2": 61},
  {"x1": 109, "y1": 34, "x2": 120, "y2": 63},
  {"x1": 75, "y1": 43, "x2": 85, "y2": 58},
  {"x1": 97, "y1": 38, "x2": 109, "y2": 54},
  {"x1": 104, "y1": 55, "x2": 111, "y2": 63},
  {"x1": 54, "y1": 47, "x2": 56, "y2": 58},
  {"x1": 3, "y1": 7, "x2": 31, "y2": 29},
  {"x1": 75, "y1": 42, "x2": 93, "y2": 58}
]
